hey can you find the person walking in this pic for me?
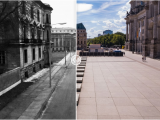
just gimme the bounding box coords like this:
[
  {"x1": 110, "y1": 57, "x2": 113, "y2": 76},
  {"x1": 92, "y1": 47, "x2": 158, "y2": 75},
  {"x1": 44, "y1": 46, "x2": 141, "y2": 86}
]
[{"x1": 142, "y1": 56, "x2": 144, "y2": 62}]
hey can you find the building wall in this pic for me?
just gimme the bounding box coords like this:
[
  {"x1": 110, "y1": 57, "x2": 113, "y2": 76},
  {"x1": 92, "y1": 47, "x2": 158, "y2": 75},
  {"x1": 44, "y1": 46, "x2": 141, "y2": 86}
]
[
  {"x1": 51, "y1": 28, "x2": 76, "y2": 52},
  {"x1": 103, "y1": 30, "x2": 113, "y2": 35},
  {"x1": 125, "y1": 1, "x2": 160, "y2": 58},
  {"x1": 0, "y1": 1, "x2": 52, "y2": 81},
  {"x1": 77, "y1": 29, "x2": 87, "y2": 50}
]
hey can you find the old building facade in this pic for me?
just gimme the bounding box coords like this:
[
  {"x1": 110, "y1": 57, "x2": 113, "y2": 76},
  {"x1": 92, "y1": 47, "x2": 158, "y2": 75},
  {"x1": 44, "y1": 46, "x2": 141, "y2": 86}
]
[
  {"x1": 51, "y1": 28, "x2": 76, "y2": 52},
  {"x1": 125, "y1": 1, "x2": 160, "y2": 58},
  {"x1": 77, "y1": 23, "x2": 87, "y2": 50},
  {"x1": 0, "y1": 1, "x2": 52, "y2": 80}
]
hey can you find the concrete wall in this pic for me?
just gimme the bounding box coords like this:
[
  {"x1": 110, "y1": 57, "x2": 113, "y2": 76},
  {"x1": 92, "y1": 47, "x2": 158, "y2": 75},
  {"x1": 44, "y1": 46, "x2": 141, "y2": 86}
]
[{"x1": 0, "y1": 67, "x2": 20, "y2": 92}]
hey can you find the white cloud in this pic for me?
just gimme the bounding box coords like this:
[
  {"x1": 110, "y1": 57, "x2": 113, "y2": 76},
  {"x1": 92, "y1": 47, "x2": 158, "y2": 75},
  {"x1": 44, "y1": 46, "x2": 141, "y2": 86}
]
[
  {"x1": 91, "y1": 21, "x2": 101, "y2": 25},
  {"x1": 90, "y1": 1, "x2": 127, "y2": 13},
  {"x1": 91, "y1": 21, "x2": 99, "y2": 23},
  {"x1": 77, "y1": 3, "x2": 93, "y2": 12},
  {"x1": 114, "y1": 0, "x2": 130, "y2": 25}
]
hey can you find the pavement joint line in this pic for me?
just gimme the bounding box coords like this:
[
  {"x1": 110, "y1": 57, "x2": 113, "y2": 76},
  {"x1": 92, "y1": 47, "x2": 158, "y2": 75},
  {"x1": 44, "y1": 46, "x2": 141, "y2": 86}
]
[{"x1": 125, "y1": 56, "x2": 160, "y2": 71}]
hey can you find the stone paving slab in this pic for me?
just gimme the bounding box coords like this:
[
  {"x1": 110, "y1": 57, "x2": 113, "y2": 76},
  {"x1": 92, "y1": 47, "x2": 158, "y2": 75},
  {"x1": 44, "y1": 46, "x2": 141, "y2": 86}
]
[
  {"x1": 77, "y1": 77, "x2": 83, "y2": 83},
  {"x1": 77, "y1": 83, "x2": 82, "y2": 92},
  {"x1": 77, "y1": 56, "x2": 160, "y2": 119},
  {"x1": 77, "y1": 66, "x2": 85, "y2": 69},
  {"x1": 77, "y1": 69, "x2": 85, "y2": 72},
  {"x1": 77, "y1": 72, "x2": 84, "y2": 77}
]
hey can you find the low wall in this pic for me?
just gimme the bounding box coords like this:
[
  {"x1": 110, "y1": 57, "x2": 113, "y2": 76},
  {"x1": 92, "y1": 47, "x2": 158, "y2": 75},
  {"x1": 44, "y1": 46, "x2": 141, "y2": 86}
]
[
  {"x1": 79, "y1": 52, "x2": 124, "y2": 56},
  {"x1": 0, "y1": 67, "x2": 20, "y2": 93}
]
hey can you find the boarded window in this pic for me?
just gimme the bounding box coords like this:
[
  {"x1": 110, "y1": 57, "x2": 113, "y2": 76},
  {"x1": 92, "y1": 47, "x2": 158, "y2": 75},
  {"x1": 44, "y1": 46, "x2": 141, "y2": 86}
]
[{"x1": 0, "y1": 51, "x2": 5, "y2": 64}]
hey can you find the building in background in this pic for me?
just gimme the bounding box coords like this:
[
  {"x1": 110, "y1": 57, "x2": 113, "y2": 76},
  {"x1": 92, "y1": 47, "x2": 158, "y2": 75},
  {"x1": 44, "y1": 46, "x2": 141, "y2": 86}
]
[
  {"x1": 89, "y1": 44, "x2": 104, "y2": 52},
  {"x1": 51, "y1": 28, "x2": 76, "y2": 52},
  {"x1": 98, "y1": 34, "x2": 101, "y2": 37},
  {"x1": 77, "y1": 23, "x2": 87, "y2": 50},
  {"x1": 125, "y1": 1, "x2": 160, "y2": 58},
  {"x1": 103, "y1": 30, "x2": 113, "y2": 35},
  {"x1": 0, "y1": 1, "x2": 53, "y2": 80}
]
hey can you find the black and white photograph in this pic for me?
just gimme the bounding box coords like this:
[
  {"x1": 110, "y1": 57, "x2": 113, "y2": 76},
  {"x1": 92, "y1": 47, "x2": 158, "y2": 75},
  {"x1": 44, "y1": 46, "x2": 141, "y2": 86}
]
[{"x1": 0, "y1": 0, "x2": 76, "y2": 119}]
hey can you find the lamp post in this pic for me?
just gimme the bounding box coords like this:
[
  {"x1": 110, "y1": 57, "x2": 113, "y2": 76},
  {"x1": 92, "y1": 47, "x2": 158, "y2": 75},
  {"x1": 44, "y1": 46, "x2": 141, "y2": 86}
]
[{"x1": 49, "y1": 23, "x2": 66, "y2": 88}]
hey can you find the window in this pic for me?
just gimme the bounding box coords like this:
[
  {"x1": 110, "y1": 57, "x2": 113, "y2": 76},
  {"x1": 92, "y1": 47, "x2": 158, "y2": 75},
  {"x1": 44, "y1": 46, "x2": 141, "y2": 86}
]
[
  {"x1": 32, "y1": 48, "x2": 35, "y2": 60},
  {"x1": 0, "y1": 51, "x2": 5, "y2": 65},
  {"x1": 78, "y1": 41, "x2": 79, "y2": 44},
  {"x1": 142, "y1": 29, "x2": 144, "y2": 34},
  {"x1": 31, "y1": 28, "x2": 34, "y2": 39},
  {"x1": 37, "y1": 30, "x2": 40, "y2": 40},
  {"x1": 84, "y1": 41, "x2": 86, "y2": 44},
  {"x1": 24, "y1": 49, "x2": 27, "y2": 63},
  {"x1": 39, "y1": 47, "x2": 41, "y2": 58},
  {"x1": 47, "y1": 30, "x2": 49, "y2": 41},
  {"x1": 31, "y1": 6, "x2": 34, "y2": 18},
  {"x1": 37, "y1": 10, "x2": 40, "y2": 22},
  {"x1": 81, "y1": 41, "x2": 82, "y2": 44},
  {"x1": 25, "y1": 71, "x2": 28, "y2": 78},
  {"x1": 46, "y1": 14, "x2": 49, "y2": 23}
]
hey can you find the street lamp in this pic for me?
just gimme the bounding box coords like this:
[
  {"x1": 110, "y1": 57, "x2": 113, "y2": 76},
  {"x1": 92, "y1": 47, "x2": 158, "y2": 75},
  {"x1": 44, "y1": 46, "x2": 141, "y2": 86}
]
[
  {"x1": 68, "y1": 32, "x2": 76, "y2": 58},
  {"x1": 49, "y1": 22, "x2": 66, "y2": 88}
]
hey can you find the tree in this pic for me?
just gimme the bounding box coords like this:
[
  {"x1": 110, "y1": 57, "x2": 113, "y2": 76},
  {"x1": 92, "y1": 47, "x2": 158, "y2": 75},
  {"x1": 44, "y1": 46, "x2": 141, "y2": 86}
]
[
  {"x1": 0, "y1": 1, "x2": 24, "y2": 42},
  {"x1": 87, "y1": 32, "x2": 125, "y2": 47},
  {"x1": 0, "y1": 1, "x2": 23, "y2": 26}
]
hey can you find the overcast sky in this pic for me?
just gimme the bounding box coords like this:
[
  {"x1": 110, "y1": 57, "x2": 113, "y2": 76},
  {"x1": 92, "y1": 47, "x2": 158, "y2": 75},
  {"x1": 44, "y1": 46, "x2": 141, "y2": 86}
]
[
  {"x1": 77, "y1": 0, "x2": 130, "y2": 38},
  {"x1": 41, "y1": 0, "x2": 76, "y2": 29}
]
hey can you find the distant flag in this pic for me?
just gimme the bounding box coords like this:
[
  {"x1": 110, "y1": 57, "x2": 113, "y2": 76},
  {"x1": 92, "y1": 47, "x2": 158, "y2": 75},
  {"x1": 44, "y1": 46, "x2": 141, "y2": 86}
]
[{"x1": 139, "y1": 21, "x2": 141, "y2": 38}]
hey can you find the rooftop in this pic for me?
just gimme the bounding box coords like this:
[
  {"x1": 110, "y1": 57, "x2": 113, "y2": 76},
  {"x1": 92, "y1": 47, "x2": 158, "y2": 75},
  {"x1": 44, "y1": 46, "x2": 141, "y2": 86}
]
[{"x1": 77, "y1": 23, "x2": 86, "y2": 30}]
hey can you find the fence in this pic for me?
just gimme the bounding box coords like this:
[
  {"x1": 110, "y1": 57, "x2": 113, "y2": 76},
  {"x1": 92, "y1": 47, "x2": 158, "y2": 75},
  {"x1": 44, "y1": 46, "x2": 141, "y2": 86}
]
[
  {"x1": 79, "y1": 52, "x2": 124, "y2": 56},
  {"x1": 0, "y1": 67, "x2": 20, "y2": 95}
]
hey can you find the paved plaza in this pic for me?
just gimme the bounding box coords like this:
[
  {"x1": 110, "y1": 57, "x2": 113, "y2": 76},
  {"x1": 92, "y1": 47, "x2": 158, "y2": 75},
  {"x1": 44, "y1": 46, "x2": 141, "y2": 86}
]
[{"x1": 77, "y1": 54, "x2": 160, "y2": 119}]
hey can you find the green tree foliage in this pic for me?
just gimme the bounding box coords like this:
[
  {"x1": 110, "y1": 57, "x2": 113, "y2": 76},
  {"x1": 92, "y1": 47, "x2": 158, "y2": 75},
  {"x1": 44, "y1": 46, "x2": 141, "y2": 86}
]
[{"x1": 87, "y1": 32, "x2": 126, "y2": 47}]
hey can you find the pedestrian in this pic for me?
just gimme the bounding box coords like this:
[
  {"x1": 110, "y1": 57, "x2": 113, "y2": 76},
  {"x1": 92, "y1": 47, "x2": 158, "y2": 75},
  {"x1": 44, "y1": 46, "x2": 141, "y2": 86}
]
[
  {"x1": 123, "y1": 52, "x2": 125, "y2": 55},
  {"x1": 142, "y1": 56, "x2": 144, "y2": 62}
]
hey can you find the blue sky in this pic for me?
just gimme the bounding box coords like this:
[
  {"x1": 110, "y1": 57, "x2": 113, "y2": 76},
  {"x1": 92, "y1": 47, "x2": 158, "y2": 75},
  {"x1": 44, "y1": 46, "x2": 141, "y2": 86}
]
[{"x1": 77, "y1": 0, "x2": 130, "y2": 38}]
